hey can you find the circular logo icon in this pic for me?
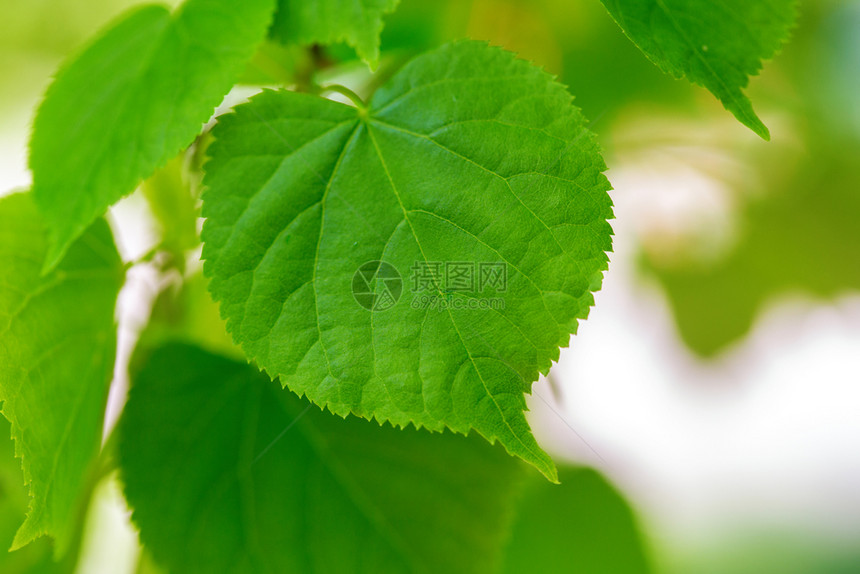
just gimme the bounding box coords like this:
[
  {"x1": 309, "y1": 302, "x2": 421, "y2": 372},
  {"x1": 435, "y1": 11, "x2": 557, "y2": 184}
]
[{"x1": 352, "y1": 261, "x2": 402, "y2": 312}]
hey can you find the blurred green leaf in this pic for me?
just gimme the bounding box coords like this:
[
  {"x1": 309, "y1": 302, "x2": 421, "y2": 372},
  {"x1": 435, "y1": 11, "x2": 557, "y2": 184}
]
[
  {"x1": 600, "y1": 0, "x2": 798, "y2": 139},
  {"x1": 503, "y1": 467, "x2": 653, "y2": 574},
  {"x1": 141, "y1": 155, "x2": 200, "y2": 261},
  {"x1": 141, "y1": 272, "x2": 243, "y2": 361},
  {"x1": 631, "y1": 0, "x2": 860, "y2": 356},
  {"x1": 378, "y1": 0, "x2": 464, "y2": 54},
  {"x1": 30, "y1": 0, "x2": 275, "y2": 270},
  {"x1": 0, "y1": 193, "x2": 124, "y2": 554},
  {"x1": 238, "y1": 41, "x2": 306, "y2": 86},
  {"x1": 0, "y1": 416, "x2": 74, "y2": 574},
  {"x1": 378, "y1": 0, "x2": 692, "y2": 131},
  {"x1": 643, "y1": 142, "x2": 860, "y2": 356},
  {"x1": 119, "y1": 343, "x2": 526, "y2": 574},
  {"x1": 270, "y1": 0, "x2": 400, "y2": 68}
]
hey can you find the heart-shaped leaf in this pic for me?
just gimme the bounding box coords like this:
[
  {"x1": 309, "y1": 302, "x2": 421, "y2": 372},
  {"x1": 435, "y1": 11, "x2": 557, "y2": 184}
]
[
  {"x1": 120, "y1": 344, "x2": 526, "y2": 574},
  {"x1": 202, "y1": 41, "x2": 614, "y2": 480}
]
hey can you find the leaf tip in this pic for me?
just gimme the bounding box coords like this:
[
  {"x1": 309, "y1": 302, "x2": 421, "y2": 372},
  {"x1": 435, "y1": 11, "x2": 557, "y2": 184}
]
[
  {"x1": 9, "y1": 517, "x2": 40, "y2": 554},
  {"x1": 40, "y1": 242, "x2": 68, "y2": 276},
  {"x1": 745, "y1": 115, "x2": 771, "y2": 141},
  {"x1": 541, "y1": 461, "x2": 560, "y2": 484}
]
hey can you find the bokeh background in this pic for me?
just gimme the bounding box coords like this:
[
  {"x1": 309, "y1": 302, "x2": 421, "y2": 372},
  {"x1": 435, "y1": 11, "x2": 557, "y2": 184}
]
[{"x1": 2, "y1": 0, "x2": 859, "y2": 572}]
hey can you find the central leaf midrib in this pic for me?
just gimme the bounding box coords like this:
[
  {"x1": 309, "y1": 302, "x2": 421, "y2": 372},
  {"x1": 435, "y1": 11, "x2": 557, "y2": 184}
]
[{"x1": 363, "y1": 120, "x2": 548, "y2": 467}]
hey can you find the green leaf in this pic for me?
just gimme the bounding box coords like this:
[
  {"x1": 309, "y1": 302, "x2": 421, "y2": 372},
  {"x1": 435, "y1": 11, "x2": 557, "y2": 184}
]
[
  {"x1": 0, "y1": 417, "x2": 73, "y2": 573},
  {"x1": 270, "y1": 0, "x2": 399, "y2": 68},
  {"x1": 599, "y1": 0, "x2": 797, "y2": 139},
  {"x1": 201, "y1": 40, "x2": 614, "y2": 481},
  {"x1": 142, "y1": 272, "x2": 244, "y2": 361},
  {"x1": 643, "y1": 139, "x2": 860, "y2": 356},
  {"x1": 502, "y1": 467, "x2": 654, "y2": 573},
  {"x1": 119, "y1": 343, "x2": 526, "y2": 574},
  {"x1": 30, "y1": 0, "x2": 276, "y2": 270},
  {"x1": 141, "y1": 154, "x2": 201, "y2": 260},
  {"x1": 0, "y1": 193, "x2": 124, "y2": 553}
]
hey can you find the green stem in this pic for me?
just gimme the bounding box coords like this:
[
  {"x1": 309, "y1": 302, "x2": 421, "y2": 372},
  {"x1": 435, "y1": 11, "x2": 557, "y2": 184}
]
[{"x1": 321, "y1": 84, "x2": 367, "y2": 110}]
